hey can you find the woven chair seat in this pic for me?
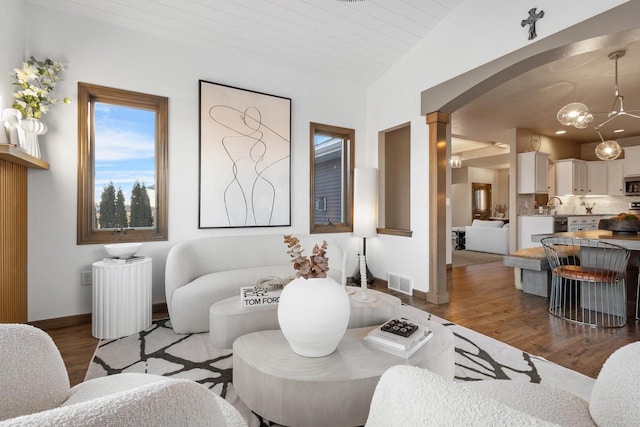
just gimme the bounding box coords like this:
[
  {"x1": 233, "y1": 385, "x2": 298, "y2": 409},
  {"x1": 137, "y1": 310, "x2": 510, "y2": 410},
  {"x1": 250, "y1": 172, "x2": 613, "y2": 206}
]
[{"x1": 553, "y1": 265, "x2": 625, "y2": 283}]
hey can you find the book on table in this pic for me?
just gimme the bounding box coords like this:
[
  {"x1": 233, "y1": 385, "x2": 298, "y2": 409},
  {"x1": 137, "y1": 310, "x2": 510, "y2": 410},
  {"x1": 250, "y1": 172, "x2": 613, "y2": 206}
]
[
  {"x1": 240, "y1": 286, "x2": 283, "y2": 308},
  {"x1": 364, "y1": 318, "x2": 433, "y2": 358}
]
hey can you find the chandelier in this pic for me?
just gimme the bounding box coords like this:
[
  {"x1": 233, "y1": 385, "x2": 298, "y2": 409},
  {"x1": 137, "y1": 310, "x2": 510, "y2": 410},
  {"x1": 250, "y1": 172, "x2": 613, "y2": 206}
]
[{"x1": 557, "y1": 50, "x2": 640, "y2": 160}]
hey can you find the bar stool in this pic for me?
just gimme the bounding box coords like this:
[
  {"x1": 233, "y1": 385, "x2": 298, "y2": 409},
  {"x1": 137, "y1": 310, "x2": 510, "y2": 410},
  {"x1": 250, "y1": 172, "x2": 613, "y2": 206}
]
[{"x1": 541, "y1": 237, "x2": 629, "y2": 328}]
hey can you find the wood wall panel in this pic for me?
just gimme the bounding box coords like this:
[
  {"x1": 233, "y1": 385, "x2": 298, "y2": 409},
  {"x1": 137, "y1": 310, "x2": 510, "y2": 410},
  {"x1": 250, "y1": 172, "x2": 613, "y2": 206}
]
[
  {"x1": 0, "y1": 159, "x2": 28, "y2": 322},
  {"x1": 0, "y1": 144, "x2": 48, "y2": 324}
]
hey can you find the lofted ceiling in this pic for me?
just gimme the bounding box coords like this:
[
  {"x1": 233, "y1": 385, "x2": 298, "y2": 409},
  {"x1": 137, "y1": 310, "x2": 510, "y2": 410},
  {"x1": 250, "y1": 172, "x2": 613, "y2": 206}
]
[
  {"x1": 28, "y1": 0, "x2": 463, "y2": 86},
  {"x1": 27, "y1": 1, "x2": 640, "y2": 171}
]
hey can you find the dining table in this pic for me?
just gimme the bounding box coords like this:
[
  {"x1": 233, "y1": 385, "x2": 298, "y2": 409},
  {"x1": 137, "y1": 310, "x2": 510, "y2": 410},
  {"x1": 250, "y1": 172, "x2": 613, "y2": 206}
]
[{"x1": 532, "y1": 230, "x2": 640, "y2": 319}]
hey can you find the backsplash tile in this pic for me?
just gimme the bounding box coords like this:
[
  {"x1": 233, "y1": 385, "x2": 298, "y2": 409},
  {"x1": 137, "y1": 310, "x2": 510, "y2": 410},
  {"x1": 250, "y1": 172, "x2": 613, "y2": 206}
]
[{"x1": 518, "y1": 194, "x2": 640, "y2": 216}]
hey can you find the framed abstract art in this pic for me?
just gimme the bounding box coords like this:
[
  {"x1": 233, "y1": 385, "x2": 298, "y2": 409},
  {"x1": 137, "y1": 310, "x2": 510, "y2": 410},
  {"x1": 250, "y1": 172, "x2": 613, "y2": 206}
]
[{"x1": 199, "y1": 80, "x2": 291, "y2": 228}]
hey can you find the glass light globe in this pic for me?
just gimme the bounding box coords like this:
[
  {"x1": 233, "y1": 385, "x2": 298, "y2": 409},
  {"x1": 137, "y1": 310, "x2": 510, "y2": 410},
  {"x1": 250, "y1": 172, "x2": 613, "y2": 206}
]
[
  {"x1": 595, "y1": 140, "x2": 622, "y2": 160},
  {"x1": 557, "y1": 102, "x2": 593, "y2": 128}
]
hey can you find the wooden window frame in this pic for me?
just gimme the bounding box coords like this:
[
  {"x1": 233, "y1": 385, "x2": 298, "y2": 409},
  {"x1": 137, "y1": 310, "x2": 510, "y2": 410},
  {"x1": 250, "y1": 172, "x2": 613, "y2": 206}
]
[
  {"x1": 309, "y1": 122, "x2": 354, "y2": 234},
  {"x1": 77, "y1": 82, "x2": 168, "y2": 244}
]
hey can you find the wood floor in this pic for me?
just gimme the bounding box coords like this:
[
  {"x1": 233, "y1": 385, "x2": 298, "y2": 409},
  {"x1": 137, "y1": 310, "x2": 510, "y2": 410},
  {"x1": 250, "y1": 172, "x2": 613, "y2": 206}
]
[{"x1": 44, "y1": 261, "x2": 639, "y2": 386}]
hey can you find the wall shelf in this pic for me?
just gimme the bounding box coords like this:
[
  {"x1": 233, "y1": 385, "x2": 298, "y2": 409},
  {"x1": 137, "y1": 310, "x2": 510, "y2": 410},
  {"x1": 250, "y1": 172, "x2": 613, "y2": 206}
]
[{"x1": 0, "y1": 143, "x2": 49, "y2": 169}]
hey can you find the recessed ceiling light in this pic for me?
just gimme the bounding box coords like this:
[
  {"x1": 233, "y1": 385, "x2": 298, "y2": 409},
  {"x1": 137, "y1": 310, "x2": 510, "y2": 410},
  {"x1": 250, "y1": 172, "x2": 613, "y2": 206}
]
[
  {"x1": 555, "y1": 130, "x2": 567, "y2": 135},
  {"x1": 613, "y1": 129, "x2": 625, "y2": 133}
]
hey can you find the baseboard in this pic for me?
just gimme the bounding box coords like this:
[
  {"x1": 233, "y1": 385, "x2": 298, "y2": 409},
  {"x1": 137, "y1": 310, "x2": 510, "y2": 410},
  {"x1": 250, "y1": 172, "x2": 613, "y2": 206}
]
[
  {"x1": 412, "y1": 288, "x2": 427, "y2": 300},
  {"x1": 29, "y1": 302, "x2": 169, "y2": 331},
  {"x1": 29, "y1": 313, "x2": 93, "y2": 331}
]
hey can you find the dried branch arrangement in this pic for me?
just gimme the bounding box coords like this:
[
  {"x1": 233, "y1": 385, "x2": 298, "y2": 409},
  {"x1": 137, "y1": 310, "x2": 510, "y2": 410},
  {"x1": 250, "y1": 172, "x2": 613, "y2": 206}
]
[{"x1": 284, "y1": 235, "x2": 329, "y2": 279}]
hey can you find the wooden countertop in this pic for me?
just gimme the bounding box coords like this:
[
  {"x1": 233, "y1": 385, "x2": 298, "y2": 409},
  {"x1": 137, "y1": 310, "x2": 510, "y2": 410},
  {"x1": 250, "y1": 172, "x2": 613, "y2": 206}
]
[{"x1": 532, "y1": 230, "x2": 640, "y2": 251}]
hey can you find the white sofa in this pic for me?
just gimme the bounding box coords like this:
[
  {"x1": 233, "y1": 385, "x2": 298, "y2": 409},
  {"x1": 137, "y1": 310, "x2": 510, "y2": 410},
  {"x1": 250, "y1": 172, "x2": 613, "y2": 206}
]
[
  {"x1": 0, "y1": 324, "x2": 246, "y2": 427},
  {"x1": 165, "y1": 234, "x2": 344, "y2": 334},
  {"x1": 366, "y1": 341, "x2": 640, "y2": 426},
  {"x1": 464, "y1": 219, "x2": 510, "y2": 255}
]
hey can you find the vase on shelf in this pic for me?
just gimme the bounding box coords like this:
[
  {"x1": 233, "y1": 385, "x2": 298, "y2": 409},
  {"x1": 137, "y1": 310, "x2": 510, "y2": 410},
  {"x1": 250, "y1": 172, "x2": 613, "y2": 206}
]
[
  {"x1": 277, "y1": 276, "x2": 351, "y2": 357},
  {"x1": 20, "y1": 118, "x2": 47, "y2": 158}
]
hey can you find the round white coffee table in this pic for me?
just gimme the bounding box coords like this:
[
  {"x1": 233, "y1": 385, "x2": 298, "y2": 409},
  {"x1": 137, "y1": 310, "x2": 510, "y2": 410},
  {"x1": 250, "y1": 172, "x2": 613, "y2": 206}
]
[
  {"x1": 210, "y1": 286, "x2": 401, "y2": 348},
  {"x1": 233, "y1": 321, "x2": 454, "y2": 427}
]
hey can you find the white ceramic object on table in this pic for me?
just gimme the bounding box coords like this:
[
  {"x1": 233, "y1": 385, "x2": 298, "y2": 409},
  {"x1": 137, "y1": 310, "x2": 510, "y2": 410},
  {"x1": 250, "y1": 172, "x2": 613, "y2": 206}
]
[
  {"x1": 104, "y1": 242, "x2": 142, "y2": 259},
  {"x1": 277, "y1": 276, "x2": 351, "y2": 357}
]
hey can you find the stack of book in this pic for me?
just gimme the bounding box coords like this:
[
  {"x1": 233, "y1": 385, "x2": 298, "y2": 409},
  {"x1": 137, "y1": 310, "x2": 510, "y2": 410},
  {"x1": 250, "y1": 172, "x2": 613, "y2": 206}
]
[
  {"x1": 240, "y1": 286, "x2": 283, "y2": 308},
  {"x1": 364, "y1": 318, "x2": 432, "y2": 358}
]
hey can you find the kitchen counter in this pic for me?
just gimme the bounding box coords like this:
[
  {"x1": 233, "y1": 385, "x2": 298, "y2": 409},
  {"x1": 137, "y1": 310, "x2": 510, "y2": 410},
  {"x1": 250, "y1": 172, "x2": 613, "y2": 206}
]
[
  {"x1": 531, "y1": 230, "x2": 640, "y2": 251},
  {"x1": 519, "y1": 214, "x2": 616, "y2": 217}
]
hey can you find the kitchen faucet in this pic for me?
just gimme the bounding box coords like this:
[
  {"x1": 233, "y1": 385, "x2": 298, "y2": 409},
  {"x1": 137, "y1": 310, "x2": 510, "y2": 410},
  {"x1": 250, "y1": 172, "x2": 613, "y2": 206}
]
[{"x1": 547, "y1": 196, "x2": 563, "y2": 206}]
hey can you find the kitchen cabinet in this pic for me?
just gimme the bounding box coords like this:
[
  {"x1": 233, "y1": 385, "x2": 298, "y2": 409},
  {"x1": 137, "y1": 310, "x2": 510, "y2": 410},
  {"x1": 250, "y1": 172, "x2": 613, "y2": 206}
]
[
  {"x1": 587, "y1": 161, "x2": 607, "y2": 195},
  {"x1": 607, "y1": 159, "x2": 624, "y2": 196},
  {"x1": 568, "y1": 215, "x2": 603, "y2": 232},
  {"x1": 517, "y1": 152, "x2": 549, "y2": 194},
  {"x1": 555, "y1": 159, "x2": 587, "y2": 196},
  {"x1": 517, "y1": 216, "x2": 554, "y2": 249},
  {"x1": 624, "y1": 145, "x2": 640, "y2": 176}
]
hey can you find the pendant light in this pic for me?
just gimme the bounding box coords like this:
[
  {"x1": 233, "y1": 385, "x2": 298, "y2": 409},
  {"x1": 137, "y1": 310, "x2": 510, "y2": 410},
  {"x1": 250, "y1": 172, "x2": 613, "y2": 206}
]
[{"x1": 557, "y1": 50, "x2": 640, "y2": 160}]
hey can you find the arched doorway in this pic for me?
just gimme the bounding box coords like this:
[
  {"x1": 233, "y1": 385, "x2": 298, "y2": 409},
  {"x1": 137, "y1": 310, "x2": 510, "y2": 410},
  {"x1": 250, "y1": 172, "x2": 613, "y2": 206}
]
[{"x1": 423, "y1": 2, "x2": 640, "y2": 304}]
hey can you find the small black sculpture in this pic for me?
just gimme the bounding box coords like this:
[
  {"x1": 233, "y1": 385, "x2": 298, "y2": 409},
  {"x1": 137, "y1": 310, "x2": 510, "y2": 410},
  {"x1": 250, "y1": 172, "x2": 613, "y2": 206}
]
[{"x1": 521, "y1": 8, "x2": 544, "y2": 40}]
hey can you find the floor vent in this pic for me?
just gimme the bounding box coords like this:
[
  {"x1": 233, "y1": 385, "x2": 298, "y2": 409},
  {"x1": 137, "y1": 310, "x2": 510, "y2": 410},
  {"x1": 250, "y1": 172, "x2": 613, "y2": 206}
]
[{"x1": 388, "y1": 272, "x2": 413, "y2": 296}]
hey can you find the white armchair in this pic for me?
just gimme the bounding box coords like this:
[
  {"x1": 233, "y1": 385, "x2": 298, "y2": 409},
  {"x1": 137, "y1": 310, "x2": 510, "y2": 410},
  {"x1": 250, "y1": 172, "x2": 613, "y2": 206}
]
[
  {"x1": 366, "y1": 342, "x2": 640, "y2": 426},
  {"x1": 0, "y1": 324, "x2": 246, "y2": 427}
]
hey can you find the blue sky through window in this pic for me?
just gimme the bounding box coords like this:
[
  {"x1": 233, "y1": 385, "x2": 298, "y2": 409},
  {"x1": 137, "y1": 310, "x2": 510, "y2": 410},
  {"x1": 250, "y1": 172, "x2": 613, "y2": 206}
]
[{"x1": 94, "y1": 102, "x2": 156, "y2": 206}]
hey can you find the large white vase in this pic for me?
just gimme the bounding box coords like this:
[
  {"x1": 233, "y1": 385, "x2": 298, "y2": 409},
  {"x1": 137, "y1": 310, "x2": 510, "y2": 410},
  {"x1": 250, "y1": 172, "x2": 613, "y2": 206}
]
[
  {"x1": 277, "y1": 276, "x2": 351, "y2": 357},
  {"x1": 20, "y1": 118, "x2": 47, "y2": 159}
]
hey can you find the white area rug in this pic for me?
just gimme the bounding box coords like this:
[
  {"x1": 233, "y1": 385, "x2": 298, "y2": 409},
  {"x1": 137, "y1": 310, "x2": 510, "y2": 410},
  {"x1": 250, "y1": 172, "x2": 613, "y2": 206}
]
[{"x1": 86, "y1": 305, "x2": 594, "y2": 426}]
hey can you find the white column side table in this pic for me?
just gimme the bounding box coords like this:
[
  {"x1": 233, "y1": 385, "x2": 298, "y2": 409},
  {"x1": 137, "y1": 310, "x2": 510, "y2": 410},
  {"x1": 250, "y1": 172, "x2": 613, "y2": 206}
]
[{"x1": 92, "y1": 257, "x2": 152, "y2": 339}]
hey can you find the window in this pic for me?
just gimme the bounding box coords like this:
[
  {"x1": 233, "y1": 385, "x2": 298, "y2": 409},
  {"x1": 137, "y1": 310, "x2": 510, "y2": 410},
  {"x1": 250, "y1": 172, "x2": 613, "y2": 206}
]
[
  {"x1": 309, "y1": 122, "x2": 354, "y2": 233},
  {"x1": 77, "y1": 83, "x2": 168, "y2": 244}
]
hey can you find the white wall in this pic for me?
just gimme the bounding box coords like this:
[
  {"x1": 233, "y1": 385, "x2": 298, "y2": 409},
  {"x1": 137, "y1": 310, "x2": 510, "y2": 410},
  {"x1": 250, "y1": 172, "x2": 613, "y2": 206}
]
[
  {"x1": 497, "y1": 169, "x2": 509, "y2": 212},
  {"x1": 450, "y1": 167, "x2": 500, "y2": 227},
  {"x1": 0, "y1": 0, "x2": 25, "y2": 111},
  {"x1": 20, "y1": 5, "x2": 366, "y2": 321},
  {"x1": 451, "y1": 167, "x2": 469, "y2": 227},
  {"x1": 365, "y1": 0, "x2": 628, "y2": 293}
]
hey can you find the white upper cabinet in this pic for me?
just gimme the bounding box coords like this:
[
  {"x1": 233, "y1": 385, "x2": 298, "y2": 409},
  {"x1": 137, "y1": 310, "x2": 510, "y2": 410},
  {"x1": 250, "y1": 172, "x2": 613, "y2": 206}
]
[
  {"x1": 556, "y1": 159, "x2": 587, "y2": 196},
  {"x1": 607, "y1": 159, "x2": 624, "y2": 196},
  {"x1": 517, "y1": 152, "x2": 549, "y2": 194},
  {"x1": 624, "y1": 146, "x2": 640, "y2": 177},
  {"x1": 587, "y1": 161, "x2": 607, "y2": 195}
]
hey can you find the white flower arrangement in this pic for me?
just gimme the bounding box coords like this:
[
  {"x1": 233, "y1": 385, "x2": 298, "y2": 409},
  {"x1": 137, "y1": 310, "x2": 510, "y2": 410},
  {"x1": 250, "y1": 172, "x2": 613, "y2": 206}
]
[{"x1": 11, "y1": 56, "x2": 71, "y2": 119}]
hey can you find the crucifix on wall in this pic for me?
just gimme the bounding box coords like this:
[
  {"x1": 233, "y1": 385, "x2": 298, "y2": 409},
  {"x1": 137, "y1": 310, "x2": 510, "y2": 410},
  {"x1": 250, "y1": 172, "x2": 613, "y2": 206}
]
[{"x1": 521, "y1": 7, "x2": 544, "y2": 40}]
